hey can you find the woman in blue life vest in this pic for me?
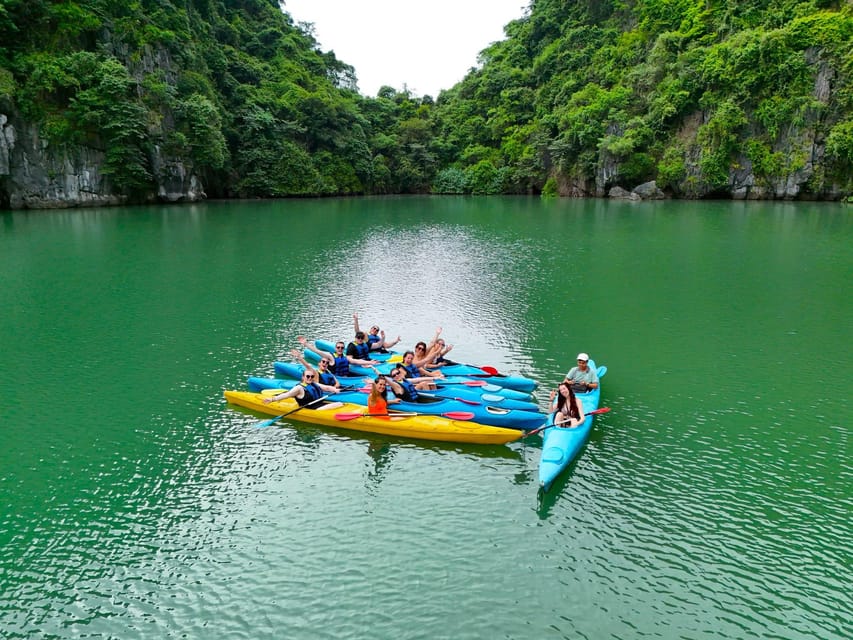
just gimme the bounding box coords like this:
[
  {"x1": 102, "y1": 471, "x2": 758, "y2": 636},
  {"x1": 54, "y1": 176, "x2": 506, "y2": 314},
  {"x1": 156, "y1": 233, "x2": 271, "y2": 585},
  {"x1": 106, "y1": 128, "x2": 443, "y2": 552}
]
[
  {"x1": 425, "y1": 338, "x2": 456, "y2": 368},
  {"x1": 387, "y1": 365, "x2": 420, "y2": 401},
  {"x1": 289, "y1": 349, "x2": 340, "y2": 388},
  {"x1": 352, "y1": 312, "x2": 401, "y2": 353},
  {"x1": 400, "y1": 350, "x2": 444, "y2": 386},
  {"x1": 262, "y1": 368, "x2": 339, "y2": 407},
  {"x1": 392, "y1": 359, "x2": 441, "y2": 392}
]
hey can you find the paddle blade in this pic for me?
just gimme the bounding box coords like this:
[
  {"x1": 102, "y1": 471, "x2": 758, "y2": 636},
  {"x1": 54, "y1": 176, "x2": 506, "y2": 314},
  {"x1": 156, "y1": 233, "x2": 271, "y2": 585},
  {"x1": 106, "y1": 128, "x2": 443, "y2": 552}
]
[
  {"x1": 334, "y1": 412, "x2": 365, "y2": 421},
  {"x1": 255, "y1": 414, "x2": 284, "y2": 428},
  {"x1": 587, "y1": 407, "x2": 611, "y2": 416},
  {"x1": 442, "y1": 411, "x2": 475, "y2": 420},
  {"x1": 480, "y1": 366, "x2": 500, "y2": 375},
  {"x1": 462, "y1": 380, "x2": 487, "y2": 387},
  {"x1": 452, "y1": 396, "x2": 481, "y2": 406}
]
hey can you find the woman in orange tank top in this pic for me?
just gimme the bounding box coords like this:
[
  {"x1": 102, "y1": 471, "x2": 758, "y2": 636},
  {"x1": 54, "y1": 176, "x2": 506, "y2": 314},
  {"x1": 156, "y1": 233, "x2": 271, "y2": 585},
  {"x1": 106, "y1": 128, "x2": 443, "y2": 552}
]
[{"x1": 368, "y1": 376, "x2": 392, "y2": 418}]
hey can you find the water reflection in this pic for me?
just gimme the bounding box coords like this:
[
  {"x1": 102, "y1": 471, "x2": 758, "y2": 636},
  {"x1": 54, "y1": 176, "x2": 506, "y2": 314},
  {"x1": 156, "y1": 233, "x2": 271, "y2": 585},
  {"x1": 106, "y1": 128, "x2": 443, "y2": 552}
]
[{"x1": 283, "y1": 220, "x2": 537, "y2": 376}]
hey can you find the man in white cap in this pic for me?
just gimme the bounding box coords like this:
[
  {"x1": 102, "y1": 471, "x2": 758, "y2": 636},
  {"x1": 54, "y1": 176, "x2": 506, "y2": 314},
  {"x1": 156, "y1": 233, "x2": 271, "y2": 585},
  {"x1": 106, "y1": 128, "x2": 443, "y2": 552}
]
[{"x1": 564, "y1": 353, "x2": 599, "y2": 393}]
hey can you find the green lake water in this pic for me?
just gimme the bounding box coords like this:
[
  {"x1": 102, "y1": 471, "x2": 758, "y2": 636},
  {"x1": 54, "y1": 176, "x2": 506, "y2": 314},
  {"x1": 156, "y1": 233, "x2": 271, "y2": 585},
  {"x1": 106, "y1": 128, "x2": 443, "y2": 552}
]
[{"x1": 0, "y1": 196, "x2": 850, "y2": 639}]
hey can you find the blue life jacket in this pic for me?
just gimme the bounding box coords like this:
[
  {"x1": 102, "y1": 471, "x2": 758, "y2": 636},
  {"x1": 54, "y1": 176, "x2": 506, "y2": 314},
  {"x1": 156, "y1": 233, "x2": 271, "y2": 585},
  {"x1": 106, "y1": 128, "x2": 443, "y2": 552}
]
[
  {"x1": 403, "y1": 363, "x2": 420, "y2": 378},
  {"x1": 318, "y1": 371, "x2": 337, "y2": 386},
  {"x1": 296, "y1": 382, "x2": 323, "y2": 406},
  {"x1": 330, "y1": 354, "x2": 350, "y2": 377},
  {"x1": 348, "y1": 341, "x2": 370, "y2": 360},
  {"x1": 397, "y1": 378, "x2": 419, "y2": 402},
  {"x1": 367, "y1": 334, "x2": 381, "y2": 348}
]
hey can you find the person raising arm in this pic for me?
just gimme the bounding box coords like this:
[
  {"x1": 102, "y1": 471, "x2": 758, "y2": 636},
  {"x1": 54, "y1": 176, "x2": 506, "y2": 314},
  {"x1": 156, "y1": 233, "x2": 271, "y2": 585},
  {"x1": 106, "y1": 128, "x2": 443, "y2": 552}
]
[
  {"x1": 263, "y1": 368, "x2": 338, "y2": 406},
  {"x1": 346, "y1": 331, "x2": 381, "y2": 366},
  {"x1": 368, "y1": 376, "x2": 400, "y2": 418},
  {"x1": 353, "y1": 313, "x2": 401, "y2": 353},
  {"x1": 550, "y1": 381, "x2": 585, "y2": 428},
  {"x1": 289, "y1": 348, "x2": 340, "y2": 389}
]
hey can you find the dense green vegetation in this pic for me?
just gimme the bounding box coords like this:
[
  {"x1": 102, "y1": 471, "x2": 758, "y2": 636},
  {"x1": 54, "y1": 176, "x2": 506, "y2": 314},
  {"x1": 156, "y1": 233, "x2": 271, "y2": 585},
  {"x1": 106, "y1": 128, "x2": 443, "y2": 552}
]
[
  {"x1": 432, "y1": 0, "x2": 853, "y2": 197},
  {"x1": 0, "y1": 0, "x2": 851, "y2": 202},
  {"x1": 0, "y1": 0, "x2": 435, "y2": 198}
]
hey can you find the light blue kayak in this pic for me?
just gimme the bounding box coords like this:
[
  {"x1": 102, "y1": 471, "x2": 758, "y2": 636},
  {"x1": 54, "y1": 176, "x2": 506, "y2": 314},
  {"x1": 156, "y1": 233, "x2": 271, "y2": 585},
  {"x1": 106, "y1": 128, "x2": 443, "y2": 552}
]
[
  {"x1": 274, "y1": 360, "x2": 535, "y2": 403},
  {"x1": 260, "y1": 362, "x2": 539, "y2": 412},
  {"x1": 246, "y1": 377, "x2": 546, "y2": 430},
  {"x1": 538, "y1": 361, "x2": 607, "y2": 492},
  {"x1": 306, "y1": 339, "x2": 538, "y2": 393}
]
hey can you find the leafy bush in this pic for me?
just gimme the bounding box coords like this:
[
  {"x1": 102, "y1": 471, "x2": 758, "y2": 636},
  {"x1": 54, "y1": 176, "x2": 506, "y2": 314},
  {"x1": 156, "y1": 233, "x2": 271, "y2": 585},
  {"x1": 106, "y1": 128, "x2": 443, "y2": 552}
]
[
  {"x1": 174, "y1": 94, "x2": 228, "y2": 170},
  {"x1": 541, "y1": 176, "x2": 559, "y2": 198},
  {"x1": 432, "y1": 167, "x2": 467, "y2": 194},
  {"x1": 464, "y1": 160, "x2": 506, "y2": 195},
  {"x1": 657, "y1": 146, "x2": 687, "y2": 190}
]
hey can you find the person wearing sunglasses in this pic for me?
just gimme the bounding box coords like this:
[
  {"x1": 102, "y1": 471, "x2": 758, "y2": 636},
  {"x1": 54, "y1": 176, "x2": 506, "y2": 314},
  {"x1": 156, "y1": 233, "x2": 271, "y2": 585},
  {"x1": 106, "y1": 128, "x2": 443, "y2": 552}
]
[
  {"x1": 289, "y1": 348, "x2": 340, "y2": 388},
  {"x1": 353, "y1": 312, "x2": 400, "y2": 353},
  {"x1": 297, "y1": 335, "x2": 378, "y2": 377},
  {"x1": 427, "y1": 337, "x2": 456, "y2": 368},
  {"x1": 263, "y1": 368, "x2": 339, "y2": 406},
  {"x1": 399, "y1": 352, "x2": 443, "y2": 388}
]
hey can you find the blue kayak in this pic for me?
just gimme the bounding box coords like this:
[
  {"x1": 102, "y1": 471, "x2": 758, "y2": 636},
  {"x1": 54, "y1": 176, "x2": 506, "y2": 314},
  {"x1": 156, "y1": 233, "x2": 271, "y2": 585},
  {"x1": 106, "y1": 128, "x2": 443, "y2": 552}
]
[
  {"x1": 538, "y1": 361, "x2": 607, "y2": 491},
  {"x1": 273, "y1": 358, "x2": 539, "y2": 402},
  {"x1": 306, "y1": 339, "x2": 538, "y2": 393},
  {"x1": 247, "y1": 377, "x2": 546, "y2": 431},
  {"x1": 249, "y1": 363, "x2": 539, "y2": 412}
]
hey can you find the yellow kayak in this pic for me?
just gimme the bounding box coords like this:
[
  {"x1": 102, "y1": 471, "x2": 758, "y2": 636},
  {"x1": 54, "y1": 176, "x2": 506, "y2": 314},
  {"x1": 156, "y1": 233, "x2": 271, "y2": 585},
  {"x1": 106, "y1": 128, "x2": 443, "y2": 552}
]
[{"x1": 224, "y1": 390, "x2": 523, "y2": 445}]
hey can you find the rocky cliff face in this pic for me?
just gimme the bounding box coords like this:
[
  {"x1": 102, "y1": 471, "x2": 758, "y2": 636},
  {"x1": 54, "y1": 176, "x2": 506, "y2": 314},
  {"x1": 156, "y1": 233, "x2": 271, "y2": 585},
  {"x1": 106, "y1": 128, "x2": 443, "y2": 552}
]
[
  {"x1": 1, "y1": 113, "x2": 120, "y2": 209},
  {"x1": 557, "y1": 49, "x2": 848, "y2": 201},
  {"x1": 0, "y1": 110, "x2": 206, "y2": 209},
  {"x1": 0, "y1": 39, "x2": 207, "y2": 210}
]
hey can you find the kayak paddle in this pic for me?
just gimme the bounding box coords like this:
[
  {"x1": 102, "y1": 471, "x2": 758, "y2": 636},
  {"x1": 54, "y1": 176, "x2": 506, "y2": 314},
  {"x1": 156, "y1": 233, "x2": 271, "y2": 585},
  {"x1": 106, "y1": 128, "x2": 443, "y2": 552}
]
[
  {"x1": 419, "y1": 392, "x2": 481, "y2": 406},
  {"x1": 255, "y1": 394, "x2": 331, "y2": 428},
  {"x1": 436, "y1": 379, "x2": 487, "y2": 387},
  {"x1": 334, "y1": 410, "x2": 476, "y2": 421},
  {"x1": 523, "y1": 407, "x2": 611, "y2": 437}
]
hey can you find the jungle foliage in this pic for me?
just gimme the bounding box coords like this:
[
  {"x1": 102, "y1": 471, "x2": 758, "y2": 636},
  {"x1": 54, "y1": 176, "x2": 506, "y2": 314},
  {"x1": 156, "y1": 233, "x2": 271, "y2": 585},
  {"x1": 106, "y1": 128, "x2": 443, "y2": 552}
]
[
  {"x1": 430, "y1": 0, "x2": 853, "y2": 197},
  {"x1": 0, "y1": 0, "x2": 850, "y2": 200}
]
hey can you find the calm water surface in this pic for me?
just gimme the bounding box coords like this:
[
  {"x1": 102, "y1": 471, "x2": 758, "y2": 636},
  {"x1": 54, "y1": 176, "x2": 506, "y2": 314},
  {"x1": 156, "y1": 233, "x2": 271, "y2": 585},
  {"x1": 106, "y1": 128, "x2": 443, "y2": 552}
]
[{"x1": 0, "y1": 197, "x2": 850, "y2": 639}]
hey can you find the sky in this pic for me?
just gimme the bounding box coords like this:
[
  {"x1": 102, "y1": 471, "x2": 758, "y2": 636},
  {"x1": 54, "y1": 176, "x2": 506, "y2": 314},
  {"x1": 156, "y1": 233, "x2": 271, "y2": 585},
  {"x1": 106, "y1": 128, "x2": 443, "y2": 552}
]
[{"x1": 282, "y1": 0, "x2": 529, "y2": 98}]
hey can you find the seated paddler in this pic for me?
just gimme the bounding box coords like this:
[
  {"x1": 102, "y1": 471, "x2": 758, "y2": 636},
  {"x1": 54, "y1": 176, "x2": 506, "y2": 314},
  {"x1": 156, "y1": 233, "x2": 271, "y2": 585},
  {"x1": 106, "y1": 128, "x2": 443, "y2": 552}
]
[
  {"x1": 564, "y1": 353, "x2": 599, "y2": 394},
  {"x1": 262, "y1": 368, "x2": 339, "y2": 406}
]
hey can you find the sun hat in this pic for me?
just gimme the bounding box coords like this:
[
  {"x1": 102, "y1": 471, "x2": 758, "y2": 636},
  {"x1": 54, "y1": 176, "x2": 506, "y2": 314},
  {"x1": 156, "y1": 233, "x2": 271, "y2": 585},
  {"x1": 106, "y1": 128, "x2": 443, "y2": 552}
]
[{"x1": 576, "y1": 352, "x2": 589, "y2": 361}]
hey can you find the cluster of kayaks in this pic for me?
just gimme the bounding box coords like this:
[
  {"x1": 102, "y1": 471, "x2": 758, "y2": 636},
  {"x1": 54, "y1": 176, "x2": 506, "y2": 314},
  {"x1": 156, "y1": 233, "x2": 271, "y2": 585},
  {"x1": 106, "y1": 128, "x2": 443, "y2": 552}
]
[{"x1": 223, "y1": 344, "x2": 607, "y2": 489}]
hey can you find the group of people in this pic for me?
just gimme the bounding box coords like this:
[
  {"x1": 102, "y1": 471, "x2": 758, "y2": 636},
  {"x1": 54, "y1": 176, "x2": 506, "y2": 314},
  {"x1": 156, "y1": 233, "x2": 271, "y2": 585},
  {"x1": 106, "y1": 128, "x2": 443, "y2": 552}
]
[
  {"x1": 263, "y1": 312, "x2": 599, "y2": 430},
  {"x1": 549, "y1": 353, "x2": 599, "y2": 427},
  {"x1": 263, "y1": 314, "x2": 456, "y2": 410}
]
